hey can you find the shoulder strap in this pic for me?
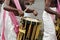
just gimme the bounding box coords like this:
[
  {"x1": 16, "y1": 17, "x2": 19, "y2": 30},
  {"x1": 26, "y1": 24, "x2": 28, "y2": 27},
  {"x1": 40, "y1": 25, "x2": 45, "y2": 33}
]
[{"x1": 13, "y1": 0, "x2": 22, "y2": 10}]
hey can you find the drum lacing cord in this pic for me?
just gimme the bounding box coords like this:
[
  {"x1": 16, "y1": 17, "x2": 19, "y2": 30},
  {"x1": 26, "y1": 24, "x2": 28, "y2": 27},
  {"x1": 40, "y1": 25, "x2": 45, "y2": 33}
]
[
  {"x1": 35, "y1": 21, "x2": 42, "y2": 40},
  {"x1": 23, "y1": 20, "x2": 27, "y2": 40},
  {"x1": 57, "y1": 28, "x2": 60, "y2": 40},
  {"x1": 31, "y1": 22, "x2": 37, "y2": 40},
  {"x1": 26, "y1": 21, "x2": 32, "y2": 39},
  {"x1": 17, "y1": 20, "x2": 27, "y2": 40},
  {"x1": 56, "y1": 18, "x2": 60, "y2": 40},
  {"x1": 17, "y1": 23, "x2": 22, "y2": 40}
]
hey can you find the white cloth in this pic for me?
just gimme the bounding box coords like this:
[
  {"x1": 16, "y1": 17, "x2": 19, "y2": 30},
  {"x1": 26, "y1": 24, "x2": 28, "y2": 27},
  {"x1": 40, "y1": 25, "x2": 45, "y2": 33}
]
[
  {"x1": 50, "y1": 7, "x2": 56, "y2": 22},
  {"x1": 0, "y1": 4, "x2": 21, "y2": 40},
  {"x1": 0, "y1": 4, "x2": 3, "y2": 40},
  {"x1": 42, "y1": 10, "x2": 57, "y2": 40}
]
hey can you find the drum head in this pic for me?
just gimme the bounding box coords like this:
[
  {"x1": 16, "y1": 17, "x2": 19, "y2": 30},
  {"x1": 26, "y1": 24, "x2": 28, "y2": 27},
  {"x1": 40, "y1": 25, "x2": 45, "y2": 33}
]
[{"x1": 21, "y1": 17, "x2": 40, "y2": 23}]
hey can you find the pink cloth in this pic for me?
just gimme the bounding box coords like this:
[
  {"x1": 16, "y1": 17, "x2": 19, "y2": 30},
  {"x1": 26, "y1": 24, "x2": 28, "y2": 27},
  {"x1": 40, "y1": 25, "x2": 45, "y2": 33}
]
[
  {"x1": 56, "y1": 0, "x2": 60, "y2": 13},
  {"x1": 2, "y1": 0, "x2": 22, "y2": 40},
  {"x1": 13, "y1": 0, "x2": 22, "y2": 35},
  {"x1": 2, "y1": 10, "x2": 6, "y2": 40},
  {"x1": 9, "y1": 12, "x2": 19, "y2": 35},
  {"x1": 13, "y1": 0, "x2": 22, "y2": 10}
]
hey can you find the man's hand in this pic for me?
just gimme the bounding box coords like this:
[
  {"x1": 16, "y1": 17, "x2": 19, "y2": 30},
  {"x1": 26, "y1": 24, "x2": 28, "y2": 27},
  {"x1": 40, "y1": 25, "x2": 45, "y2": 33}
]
[
  {"x1": 33, "y1": 10, "x2": 38, "y2": 16},
  {"x1": 18, "y1": 10, "x2": 24, "y2": 17}
]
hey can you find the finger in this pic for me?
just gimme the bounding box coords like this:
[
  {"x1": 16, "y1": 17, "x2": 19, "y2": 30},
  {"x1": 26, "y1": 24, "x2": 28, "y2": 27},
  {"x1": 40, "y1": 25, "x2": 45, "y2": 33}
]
[
  {"x1": 33, "y1": 11, "x2": 38, "y2": 16},
  {"x1": 19, "y1": 13, "x2": 24, "y2": 17}
]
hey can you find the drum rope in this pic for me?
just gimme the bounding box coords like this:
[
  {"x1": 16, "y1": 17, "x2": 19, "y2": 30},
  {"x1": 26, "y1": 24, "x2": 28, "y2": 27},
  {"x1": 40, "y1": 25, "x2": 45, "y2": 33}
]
[
  {"x1": 31, "y1": 22, "x2": 37, "y2": 40},
  {"x1": 17, "y1": 20, "x2": 27, "y2": 40},
  {"x1": 35, "y1": 21, "x2": 42, "y2": 40},
  {"x1": 26, "y1": 21, "x2": 32, "y2": 40}
]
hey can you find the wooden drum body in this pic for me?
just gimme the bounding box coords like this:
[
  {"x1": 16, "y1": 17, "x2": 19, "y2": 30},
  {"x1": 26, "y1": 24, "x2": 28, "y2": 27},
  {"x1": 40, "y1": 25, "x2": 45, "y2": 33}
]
[
  {"x1": 55, "y1": 17, "x2": 60, "y2": 40},
  {"x1": 17, "y1": 17, "x2": 43, "y2": 40}
]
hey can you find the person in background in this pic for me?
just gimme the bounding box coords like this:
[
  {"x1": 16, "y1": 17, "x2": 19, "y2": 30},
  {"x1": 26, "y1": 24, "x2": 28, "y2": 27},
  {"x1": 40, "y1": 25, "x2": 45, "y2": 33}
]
[{"x1": 43, "y1": 0, "x2": 60, "y2": 40}]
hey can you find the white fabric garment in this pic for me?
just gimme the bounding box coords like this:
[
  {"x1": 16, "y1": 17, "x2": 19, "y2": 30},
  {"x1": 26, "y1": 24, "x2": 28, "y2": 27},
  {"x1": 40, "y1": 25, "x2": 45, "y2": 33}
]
[
  {"x1": 50, "y1": 7, "x2": 56, "y2": 22},
  {"x1": 0, "y1": 4, "x2": 3, "y2": 40},
  {"x1": 42, "y1": 10, "x2": 57, "y2": 40},
  {"x1": 0, "y1": 4, "x2": 21, "y2": 40}
]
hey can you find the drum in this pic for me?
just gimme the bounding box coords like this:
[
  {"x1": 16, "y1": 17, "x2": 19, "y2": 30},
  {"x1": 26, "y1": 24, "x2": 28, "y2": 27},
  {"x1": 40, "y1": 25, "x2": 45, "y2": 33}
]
[
  {"x1": 55, "y1": 17, "x2": 60, "y2": 40},
  {"x1": 17, "y1": 17, "x2": 43, "y2": 40}
]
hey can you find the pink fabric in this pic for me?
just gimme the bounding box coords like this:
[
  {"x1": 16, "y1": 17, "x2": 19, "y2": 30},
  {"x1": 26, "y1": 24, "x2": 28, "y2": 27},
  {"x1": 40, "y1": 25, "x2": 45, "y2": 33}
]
[
  {"x1": 56, "y1": 0, "x2": 60, "y2": 13},
  {"x1": 13, "y1": 0, "x2": 22, "y2": 10},
  {"x1": 9, "y1": 12, "x2": 19, "y2": 35},
  {"x1": 2, "y1": 10, "x2": 6, "y2": 40},
  {"x1": 2, "y1": 0, "x2": 22, "y2": 40},
  {"x1": 13, "y1": 0, "x2": 22, "y2": 35},
  {"x1": 2, "y1": 10, "x2": 19, "y2": 40}
]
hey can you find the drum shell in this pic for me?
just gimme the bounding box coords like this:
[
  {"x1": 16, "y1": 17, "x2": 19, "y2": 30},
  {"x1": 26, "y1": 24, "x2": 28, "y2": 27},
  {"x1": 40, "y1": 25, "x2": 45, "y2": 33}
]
[{"x1": 18, "y1": 17, "x2": 43, "y2": 40}]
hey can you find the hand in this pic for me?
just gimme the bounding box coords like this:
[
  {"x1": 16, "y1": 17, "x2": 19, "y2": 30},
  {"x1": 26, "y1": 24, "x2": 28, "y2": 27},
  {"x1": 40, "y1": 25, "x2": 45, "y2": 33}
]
[
  {"x1": 18, "y1": 10, "x2": 24, "y2": 17},
  {"x1": 33, "y1": 10, "x2": 38, "y2": 16}
]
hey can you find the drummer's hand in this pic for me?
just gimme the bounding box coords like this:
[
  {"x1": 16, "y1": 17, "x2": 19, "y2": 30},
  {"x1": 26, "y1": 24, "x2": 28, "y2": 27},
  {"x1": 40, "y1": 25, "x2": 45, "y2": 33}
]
[
  {"x1": 33, "y1": 10, "x2": 38, "y2": 16},
  {"x1": 18, "y1": 10, "x2": 24, "y2": 17}
]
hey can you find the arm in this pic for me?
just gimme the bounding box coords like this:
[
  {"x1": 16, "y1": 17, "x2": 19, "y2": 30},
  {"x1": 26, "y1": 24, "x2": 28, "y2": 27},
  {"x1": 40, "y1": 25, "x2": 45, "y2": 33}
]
[
  {"x1": 26, "y1": 8, "x2": 34, "y2": 13},
  {"x1": 24, "y1": 4, "x2": 38, "y2": 16},
  {"x1": 3, "y1": 0, "x2": 20, "y2": 12},
  {"x1": 45, "y1": 0, "x2": 57, "y2": 15},
  {"x1": 3, "y1": 0, "x2": 24, "y2": 16},
  {"x1": 26, "y1": 8, "x2": 38, "y2": 16}
]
